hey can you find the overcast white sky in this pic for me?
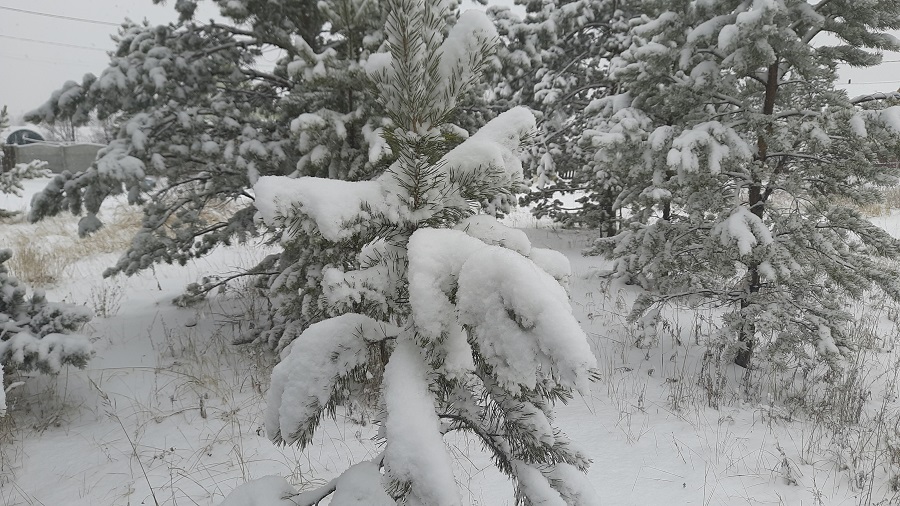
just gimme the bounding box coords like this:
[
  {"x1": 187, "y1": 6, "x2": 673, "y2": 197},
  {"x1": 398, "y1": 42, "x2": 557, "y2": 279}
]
[
  {"x1": 0, "y1": 0, "x2": 223, "y2": 119},
  {"x1": 0, "y1": 1, "x2": 898, "y2": 119}
]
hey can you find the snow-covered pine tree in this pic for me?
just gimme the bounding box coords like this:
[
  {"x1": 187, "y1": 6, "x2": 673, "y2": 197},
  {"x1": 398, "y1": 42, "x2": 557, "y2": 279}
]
[
  {"x1": 0, "y1": 160, "x2": 51, "y2": 219},
  {"x1": 490, "y1": 0, "x2": 634, "y2": 232},
  {"x1": 24, "y1": 0, "x2": 394, "y2": 284},
  {"x1": 222, "y1": 0, "x2": 600, "y2": 503},
  {"x1": 0, "y1": 105, "x2": 53, "y2": 218},
  {"x1": 0, "y1": 249, "x2": 93, "y2": 375},
  {"x1": 584, "y1": 0, "x2": 900, "y2": 368}
]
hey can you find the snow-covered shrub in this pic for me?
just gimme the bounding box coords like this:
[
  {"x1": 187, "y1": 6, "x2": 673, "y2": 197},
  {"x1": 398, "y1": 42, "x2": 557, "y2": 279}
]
[
  {"x1": 223, "y1": 0, "x2": 601, "y2": 503},
  {"x1": 583, "y1": 0, "x2": 900, "y2": 369},
  {"x1": 0, "y1": 160, "x2": 51, "y2": 218},
  {"x1": 0, "y1": 249, "x2": 93, "y2": 375},
  {"x1": 0, "y1": 107, "x2": 50, "y2": 218}
]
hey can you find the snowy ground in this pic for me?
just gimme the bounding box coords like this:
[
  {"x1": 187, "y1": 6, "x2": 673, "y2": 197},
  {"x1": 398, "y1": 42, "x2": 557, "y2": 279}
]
[{"x1": 3, "y1": 180, "x2": 900, "y2": 505}]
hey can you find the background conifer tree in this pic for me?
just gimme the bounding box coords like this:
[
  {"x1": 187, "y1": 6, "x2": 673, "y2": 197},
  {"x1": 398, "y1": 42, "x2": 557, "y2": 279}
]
[
  {"x1": 490, "y1": 0, "x2": 635, "y2": 232},
  {"x1": 24, "y1": 0, "x2": 498, "y2": 350},
  {"x1": 584, "y1": 0, "x2": 900, "y2": 368},
  {"x1": 0, "y1": 105, "x2": 52, "y2": 218}
]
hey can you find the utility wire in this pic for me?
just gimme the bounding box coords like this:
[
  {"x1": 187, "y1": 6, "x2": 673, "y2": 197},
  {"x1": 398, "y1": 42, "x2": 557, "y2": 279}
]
[
  {"x1": 0, "y1": 5, "x2": 120, "y2": 27},
  {"x1": 0, "y1": 51, "x2": 92, "y2": 68},
  {"x1": 836, "y1": 79, "x2": 900, "y2": 86},
  {"x1": 0, "y1": 34, "x2": 107, "y2": 52}
]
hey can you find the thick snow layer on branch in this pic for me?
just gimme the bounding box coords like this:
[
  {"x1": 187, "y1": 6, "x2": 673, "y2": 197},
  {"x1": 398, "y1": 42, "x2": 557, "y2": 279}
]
[
  {"x1": 711, "y1": 206, "x2": 773, "y2": 256},
  {"x1": 850, "y1": 113, "x2": 868, "y2": 137},
  {"x1": 455, "y1": 215, "x2": 531, "y2": 255},
  {"x1": 439, "y1": 9, "x2": 498, "y2": 87},
  {"x1": 408, "y1": 229, "x2": 484, "y2": 377},
  {"x1": 408, "y1": 228, "x2": 485, "y2": 342},
  {"x1": 95, "y1": 140, "x2": 146, "y2": 181},
  {"x1": 219, "y1": 475, "x2": 298, "y2": 506},
  {"x1": 265, "y1": 314, "x2": 391, "y2": 445},
  {"x1": 513, "y1": 461, "x2": 567, "y2": 506},
  {"x1": 528, "y1": 247, "x2": 572, "y2": 287},
  {"x1": 440, "y1": 107, "x2": 535, "y2": 184},
  {"x1": 383, "y1": 339, "x2": 461, "y2": 506},
  {"x1": 456, "y1": 246, "x2": 596, "y2": 394},
  {"x1": 880, "y1": 107, "x2": 900, "y2": 133},
  {"x1": 546, "y1": 463, "x2": 602, "y2": 506},
  {"x1": 666, "y1": 122, "x2": 751, "y2": 174},
  {"x1": 254, "y1": 176, "x2": 386, "y2": 242},
  {"x1": 0, "y1": 365, "x2": 5, "y2": 417}
]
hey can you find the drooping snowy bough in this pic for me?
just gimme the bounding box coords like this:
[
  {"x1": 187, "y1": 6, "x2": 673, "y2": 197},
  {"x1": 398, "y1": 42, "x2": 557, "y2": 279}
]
[
  {"x1": 0, "y1": 249, "x2": 93, "y2": 376},
  {"x1": 222, "y1": 0, "x2": 600, "y2": 504}
]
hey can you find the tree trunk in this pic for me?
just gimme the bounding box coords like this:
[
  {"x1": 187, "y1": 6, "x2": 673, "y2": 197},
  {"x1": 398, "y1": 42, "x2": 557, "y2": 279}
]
[{"x1": 735, "y1": 62, "x2": 779, "y2": 368}]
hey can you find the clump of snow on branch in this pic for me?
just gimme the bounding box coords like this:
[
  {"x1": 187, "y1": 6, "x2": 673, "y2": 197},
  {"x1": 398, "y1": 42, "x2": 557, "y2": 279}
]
[
  {"x1": 441, "y1": 106, "x2": 535, "y2": 185},
  {"x1": 711, "y1": 207, "x2": 774, "y2": 256},
  {"x1": 265, "y1": 314, "x2": 393, "y2": 446},
  {"x1": 383, "y1": 340, "x2": 461, "y2": 506},
  {"x1": 254, "y1": 177, "x2": 387, "y2": 242},
  {"x1": 455, "y1": 243, "x2": 596, "y2": 395}
]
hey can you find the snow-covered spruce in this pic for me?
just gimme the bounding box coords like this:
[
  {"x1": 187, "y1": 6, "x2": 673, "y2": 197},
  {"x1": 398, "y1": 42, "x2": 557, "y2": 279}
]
[
  {"x1": 25, "y1": 0, "x2": 393, "y2": 282},
  {"x1": 0, "y1": 249, "x2": 93, "y2": 375},
  {"x1": 0, "y1": 108, "x2": 48, "y2": 218},
  {"x1": 24, "y1": 0, "x2": 498, "y2": 352},
  {"x1": 223, "y1": 0, "x2": 600, "y2": 504},
  {"x1": 582, "y1": 0, "x2": 900, "y2": 369},
  {"x1": 489, "y1": 0, "x2": 636, "y2": 231},
  {"x1": 0, "y1": 160, "x2": 52, "y2": 218}
]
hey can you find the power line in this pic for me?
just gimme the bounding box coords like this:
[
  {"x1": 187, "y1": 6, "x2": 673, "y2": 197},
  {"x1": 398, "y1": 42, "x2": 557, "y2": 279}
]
[
  {"x1": 836, "y1": 79, "x2": 900, "y2": 86},
  {"x1": 0, "y1": 34, "x2": 107, "y2": 52},
  {"x1": 0, "y1": 5, "x2": 120, "y2": 27},
  {"x1": 0, "y1": 51, "x2": 92, "y2": 69}
]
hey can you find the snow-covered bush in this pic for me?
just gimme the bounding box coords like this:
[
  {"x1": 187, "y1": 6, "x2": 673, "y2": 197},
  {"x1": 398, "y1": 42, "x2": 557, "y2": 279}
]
[
  {"x1": 223, "y1": 0, "x2": 600, "y2": 503},
  {"x1": 0, "y1": 106, "x2": 42, "y2": 219},
  {"x1": 583, "y1": 0, "x2": 900, "y2": 369},
  {"x1": 0, "y1": 160, "x2": 51, "y2": 218},
  {"x1": 0, "y1": 249, "x2": 93, "y2": 375}
]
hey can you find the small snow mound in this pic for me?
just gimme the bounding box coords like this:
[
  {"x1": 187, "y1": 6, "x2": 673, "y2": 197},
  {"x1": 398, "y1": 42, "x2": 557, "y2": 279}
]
[
  {"x1": 330, "y1": 462, "x2": 395, "y2": 506},
  {"x1": 219, "y1": 475, "x2": 297, "y2": 506}
]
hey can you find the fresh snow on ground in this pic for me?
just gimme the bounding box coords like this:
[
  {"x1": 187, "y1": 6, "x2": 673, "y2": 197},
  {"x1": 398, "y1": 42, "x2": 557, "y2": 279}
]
[{"x1": 2, "y1": 180, "x2": 900, "y2": 504}]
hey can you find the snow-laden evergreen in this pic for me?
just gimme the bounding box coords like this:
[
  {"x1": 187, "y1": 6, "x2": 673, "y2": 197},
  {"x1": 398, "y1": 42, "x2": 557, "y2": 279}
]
[
  {"x1": 22, "y1": 1, "x2": 386, "y2": 283},
  {"x1": 0, "y1": 249, "x2": 93, "y2": 374},
  {"x1": 224, "y1": 0, "x2": 600, "y2": 503},
  {"x1": 490, "y1": 0, "x2": 635, "y2": 230},
  {"x1": 0, "y1": 160, "x2": 51, "y2": 218},
  {"x1": 583, "y1": 0, "x2": 900, "y2": 368},
  {"x1": 22, "y1": 0, "x2": 501, "y2": 352}
]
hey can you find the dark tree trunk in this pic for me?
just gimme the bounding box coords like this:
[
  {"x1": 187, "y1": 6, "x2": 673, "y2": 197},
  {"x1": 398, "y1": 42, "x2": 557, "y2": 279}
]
[{"x1": 735, "y1": 62, "x2": 779, "y2": 368}]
